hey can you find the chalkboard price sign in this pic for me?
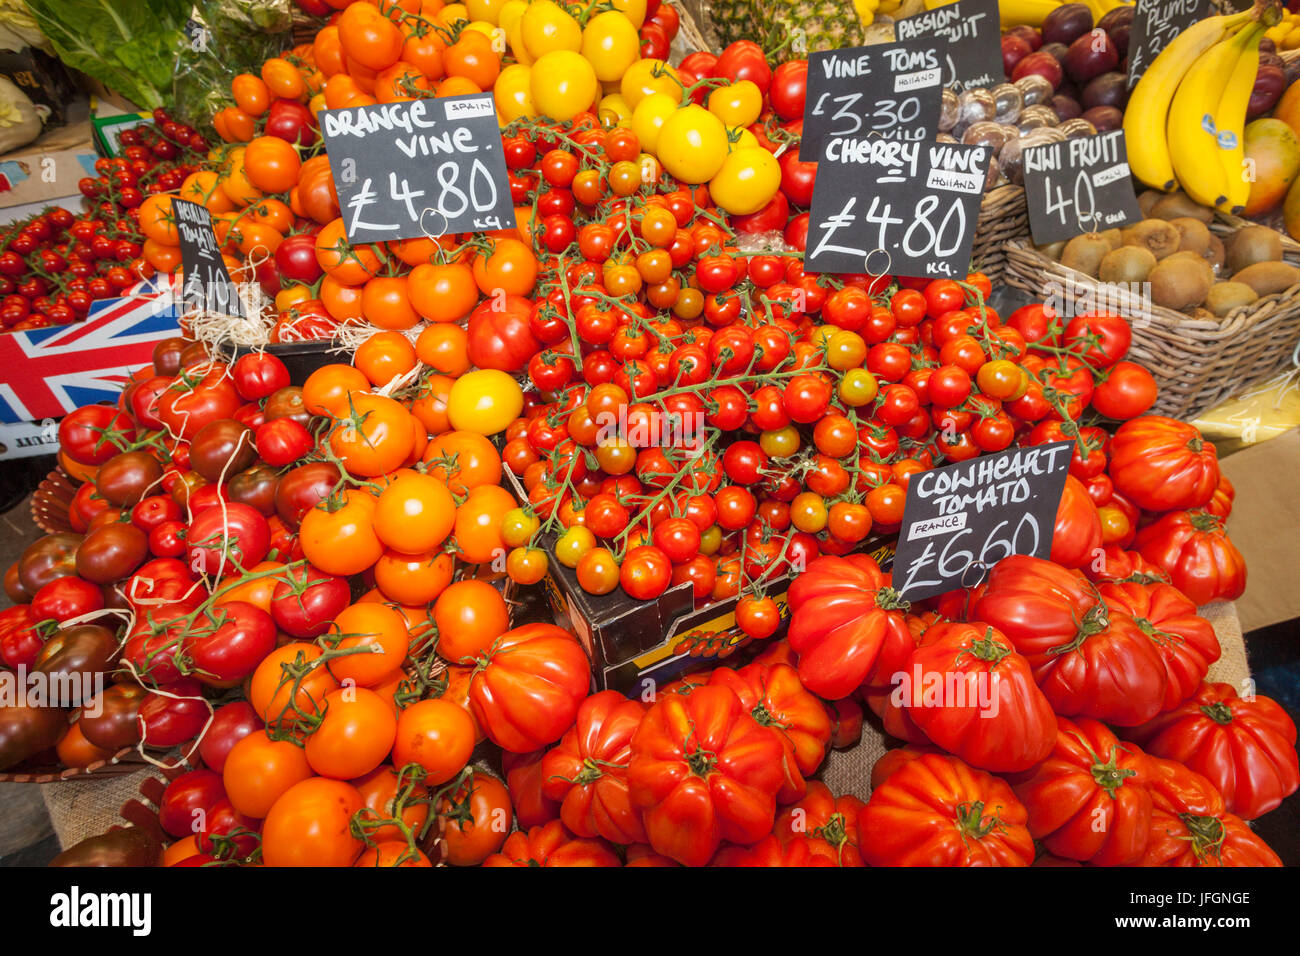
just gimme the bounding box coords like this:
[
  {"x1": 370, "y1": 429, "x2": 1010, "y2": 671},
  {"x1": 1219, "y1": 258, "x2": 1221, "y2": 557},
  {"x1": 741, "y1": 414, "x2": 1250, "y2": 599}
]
[
  {"x1": 319, "y1": 94, "x2": 516, "y2": 243},
  {"x1": 174, "y1": 198, "x2": 244, "y2": 318},
  {"x1": 1127, "y1": 0, "x2": 1211, "y2": 88},
  {"x1": 1023, "y1": 129, "x2": 1143, "y2": 244},
  {"x1": 895, "y1": 0, "x2": 1004, "y2": 92},
  {"x1": 806, "y1": 141, "x2": 990, "y2": 277},
  {"x1": 892, "y1": 442, "x2": 1073, "y2": 603},
  {"x1": 799, "y1": 38, "x2": 945, "y2": 162}
]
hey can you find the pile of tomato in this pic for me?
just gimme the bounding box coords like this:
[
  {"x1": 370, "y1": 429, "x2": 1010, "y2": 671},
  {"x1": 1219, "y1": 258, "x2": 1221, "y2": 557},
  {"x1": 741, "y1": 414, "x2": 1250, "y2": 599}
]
[
  {"x1": 0, "y1": 110, "x2": 209, "y2": 333},
  {"x1": 0, "y1": 0, "x2": 1296, "y2": 869}
]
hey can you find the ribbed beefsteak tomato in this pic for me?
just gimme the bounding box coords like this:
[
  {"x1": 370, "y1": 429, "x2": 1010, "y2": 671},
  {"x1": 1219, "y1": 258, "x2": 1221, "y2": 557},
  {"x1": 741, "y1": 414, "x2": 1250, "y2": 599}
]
[
  {"x1": 1140, "y1": 757, "x2": 1281, "y2": 867},
  {"x1": 1134, "y1": 510, "x2": 1246, "y2": 606},
  {"x1": 1126, "y1": 682, "x2": 1298, "y2": 820},
  {"x1": 467, "y1": 623, "x2": 590, "y2": 753},
  {"x1": 1108, "y1": 416, "x2": 1219, "y2": 512},
  {"x1": 481, "y1": 820, "x2": 620, "y2": 867},
  {"x1": 786, "y1": 554, "x2": 913, "y2": 700},
  {"x1": 628, "y1": 685, "x2": 789, "y2": 867}
]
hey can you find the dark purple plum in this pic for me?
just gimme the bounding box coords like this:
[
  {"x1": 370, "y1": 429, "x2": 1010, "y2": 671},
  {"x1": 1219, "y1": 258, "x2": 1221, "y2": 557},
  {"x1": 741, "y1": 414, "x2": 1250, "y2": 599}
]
[
  {"x1": 1042, "y1": 3, "x2": 1094, "y2": 47},
  {"x1": 1082, "y1": 105, "x2": 1122, "y2": 131}
]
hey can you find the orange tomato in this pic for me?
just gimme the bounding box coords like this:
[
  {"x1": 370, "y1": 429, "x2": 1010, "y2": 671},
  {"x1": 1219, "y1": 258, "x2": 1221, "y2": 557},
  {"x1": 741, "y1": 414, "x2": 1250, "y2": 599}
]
[
  {"x1": 261, "y1": 57, "x2": 307, "y2": 100},
  {"x1": 360, "y1": 275, "x2": 420, "y2": 330},
  {"x1": 262, "y1": 777, "x2": 365, "y2": 867},
  {"x1": 213, "y1": 560, "x2": 285, "y2": 613},
  {"x1": 163, "y1": 835, "x2": 201, "y2": 867},
  {"x1": 354, "y1": 842, "x2": 432, "y2": 867},
  {"x1": 325, "y1": 602, "x2": 411, "y2": 687},
  {"x1": 329, "y1": 392, "x2": 416, "y2": 476},
  {"x1": 408, "y1": 261, "x2": 478, "y2": 323},
  {"x1": 435, "y1": 75, "x2": 481, "y2": 97},
  {"x1": 246, "y1": 197, "x2": 294, "y2": 233},
  {"x1": 375, "y1": 61, "x2": 433, "y2": 101},
  {"x1": 354, "y1": 330, "x2": 418, "y2": 386},
  {"x1": 232, "y1": 73, "x2": 270, "y2": 116},
  {"x1": 244, "y1": 136, "x2": 302, "y2": 194},
  {"x1": 393, "y1": 699, "x2": 475, "y2": 784},
  {"x1": 373, "y1": 471, "x2": 457, "y2": 553},
  {"x1": 422, "y1": 430, "x2": 502, "y2": 494},
  {"x1": 144, "y1": 239, "x2": 183, "y2": 274},
  {"x1": 314, "y1": 25, "x2": 346, "y2": 77},
  {"x1": 222, "y1": 730, "x2": 314, "y2": 818},
  {"x1": 453, "y1": 484, "x2": 516, "y2": 564},
  {"x1": 304, "y1": 687, "x2": 398, "y2": 779},
  {"x1": 139, "y1": 194, "x2": 178, "y2": 245},
  {"x1": 320, "y1": 275, "x2": 366, "y2": 322},
  {"x1": 316, "y1": 218, "x2": 382, "y2": 285},
  {"x1": 414, "y1": 323, "x2": 470, "y2": 376},
  {"x1": 433, "y1": 578, "x2": 509, "y2": 662},
  {"x1": 338, "y1": 2, "x2": 405, "y2": 71},
  {"x1": 179, "y1": 170, "x2": 233, "y2": 214},
  {"x1": 303, "y1": 363, "x2": 369, "y2": 416},
  {"x1": 402, "y1": 26, "x2": 446, "y2": 78},
  {"x1": 471, "y1": 237, "x2": 537, "y2": 296},
  {"x1": 56, "y1": 721, "x2": 114, "y2": 768},
  {"x1": 438, "y1": 770, "x2": 512, "y2": 866},
  {"x1": 248, "y1": 642, "x2": 341, "y2": 728},
  {"x1": 445, "y1": 34, "x2": 501, "y2": 89},
  {"x1": 374, "y1": 548, "x2": 455, "y2": 605},
  {"x1": 352, "y1": 764, "x2": 430, "y2": 844},
  {"x1": 410, "y1": 374, "x2": 454, "y2": 435},
  {"x1": 300, "y1": 489, "x2": 385, "y2": 576},
  {"x1": 235, "y1": 221, "x2": 283, "y2": 259}
]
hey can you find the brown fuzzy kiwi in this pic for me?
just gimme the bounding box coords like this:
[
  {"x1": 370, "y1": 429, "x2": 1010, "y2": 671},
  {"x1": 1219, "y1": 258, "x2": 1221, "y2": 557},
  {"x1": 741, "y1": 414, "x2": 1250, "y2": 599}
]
[
  {"x1": 1137, "y1": 190, "x2": 1164, "y2": 217},
  {"x1": 1122, "y1": 219, "x2": 1183, "y2": 259},
  {"x1": 1098, "y1": 228, "x2": 1123, "y2": 249},
  {"x1": 1170, "y1": 217, "x2": 1212, "y2": 256},
  {"x1": 1148, "y1": 255, "x2": 1213, "y2": 311},
  {"x1": 1203, "y1": 234, "x2": 1226, "y2": 273},
  {"x1": 1097, "y1": 246, "x2": 1157, "y2": 284},
  {"x1": 1224, "y1": 226, "x2": 1284, "y2": 275},
  {"x1": 1148, "y1": 192, "x2": 1215, "y2": 223},
  {"x1": 1060, "y1": 233, "x2": 1114, "y2": 277},
  {"x1": 1037, "y1": 239, "x2": 1068, "y2": 260},
  {"x1": 1205, "y1": 282, "x2": 1260, "y2": 318},
  {"x1": 1231, "y1": 261, "x2": 1300, "y2": 296}
]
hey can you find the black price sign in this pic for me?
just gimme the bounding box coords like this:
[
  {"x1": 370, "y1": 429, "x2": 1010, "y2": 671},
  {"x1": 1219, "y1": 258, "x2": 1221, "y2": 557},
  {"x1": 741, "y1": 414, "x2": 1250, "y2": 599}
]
[
  {"x1": 1127, "y1": 0, "x2": 1211, "y2": 88},
  {"x1": 1023, "y1": 129, "x2": 1143, "y2": 244},
  {"x1": 892, "y1": 442, "x2": 1073, "y2": 603},
  {"x1": 799, "y1": 39, "x2": 944, "y2": 162},
  {"x1": 895, "y1": 0, "x2": 1004, "y2": 92},
  {"x1": 174, "y1": 198, "x2": 244, "y2": 318},
  {"x1": 806, "y1": 141, "x2": 990, "y2": 277},
  {"x1": 319, "y1": 94, "x2": 516, "y2": 242}
]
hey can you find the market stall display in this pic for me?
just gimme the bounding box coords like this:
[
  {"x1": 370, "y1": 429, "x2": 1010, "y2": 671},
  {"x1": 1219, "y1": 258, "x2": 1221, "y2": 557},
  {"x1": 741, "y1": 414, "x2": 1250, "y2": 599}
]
[{"x1": 0, "y1": 0, "x2": 1295, "y2": 872}]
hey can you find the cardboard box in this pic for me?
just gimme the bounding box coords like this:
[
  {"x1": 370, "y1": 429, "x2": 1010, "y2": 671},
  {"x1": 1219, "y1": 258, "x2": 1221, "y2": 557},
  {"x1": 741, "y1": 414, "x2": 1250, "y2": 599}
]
[
  {"x1": 1218, "y1": 427, "x2": 1300, "y2": 633},
  {"x1": 0, "y1": 134, "x2": 98, "y2": 218}
]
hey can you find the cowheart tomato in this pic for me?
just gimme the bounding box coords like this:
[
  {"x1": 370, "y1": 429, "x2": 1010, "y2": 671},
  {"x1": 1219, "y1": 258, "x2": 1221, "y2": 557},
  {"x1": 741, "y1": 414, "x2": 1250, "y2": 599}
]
[
  {"x1": 628, "y1": 685, "x2": 789, "y2": 867},
  {"x1": 482, "y1": 820, "x2": 620, "y2": 867},
  {"x1": 1134, "y1": 510, "x2": 1246, "y2": 607},
  {"x1": 858, "y1": 752, "x2": 1034, "y2": 866},
  {"x1": 1139, "y1": 757, "x2": 1281, "y2": 867},
  {"x1": 774, "y1": 780, "x2": 865, "y2": 867},
  {"x1": 541, "y1": 691, "x2": 648, "y2": 845},
  {"x1": 901, "y1": 622, "x2": 1057, "y2": 774},
  {"x1": 1050, "y1": 474, "x2": 1104, "y2": 570},
  {"x1": 1126, "y1": 682, "x2": 1298, "y2": 821},
  {"x1": 707, "y1": 662, "x2": 831, "y2": 787},
  {"x1": 1108, "y1": 416, "x2": 1219, "y2": 512},
  {"x1": 1010, "y1": 717, "x2": 1154, "y2": 866},
  {"x1": 785, "y1": 554, "x2": 914, "y2": 700},
  {"x1": 469, "y1": 623, "x2": 590, "y2": 753}
]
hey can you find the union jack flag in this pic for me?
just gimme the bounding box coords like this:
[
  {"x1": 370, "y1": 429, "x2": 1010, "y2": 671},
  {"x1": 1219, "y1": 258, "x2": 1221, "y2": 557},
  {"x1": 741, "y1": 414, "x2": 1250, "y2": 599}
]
[{"x1": 0, "y1": 275, "x2": 181, "y2": 424}]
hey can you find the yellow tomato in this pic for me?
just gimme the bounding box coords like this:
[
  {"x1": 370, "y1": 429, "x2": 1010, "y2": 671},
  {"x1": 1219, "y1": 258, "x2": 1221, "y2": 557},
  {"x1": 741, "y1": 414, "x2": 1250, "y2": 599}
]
[
  {"x1": 709, "y1": 146, "x2": 781, "y2": 215},
  {"x1": 521, "y1": 0, "x2": 581, "y2": 58},
  {"x1": 598, "y1": 92, "x2": 632, "y2": 127},
  {"x1": 607, "y1": 0, "x2": 646, "y2": 28},
  {"x1": 464, "y1": 20, "x2": 501, "y2": 43},
  {"x1": 446, "y1": 369, "x2": 524, "y2": 435},
  {"x1": 440, "y1": 3, "x2": 470, "y2": 25},
  {"x1": 728, "y1": 126, "x2": 760, "y2": 151},
  {"x1": 500, "y1": 0, "x2": 533, "y2": 64},
  {"x1": 708, "y1": 80, "x2": 762, "y2": 128},
  {"x1": 581, "y1": 10, "x2": 640, "y2": 82},
  {"x1": 465, "y1": 0, "x2": 509, "y2": 23},
  {"x1": 530, "y1": 50, "x2": 598, "y2": 121},
  {"x1": 657, "y1": 105, "x2": 729, "y2": 184},
  {"x1": 494, "y1": 63, "x2": 537, "y2": 123},
  {"x1": 275, "y1": 285, "x2": 313, "y2": 311},
  {"x1": 620, "y1": 58, "x2": 680, "y2": 109},
  {"x1": 630, "y1": 91, "x2": 678, "y2": 152}
]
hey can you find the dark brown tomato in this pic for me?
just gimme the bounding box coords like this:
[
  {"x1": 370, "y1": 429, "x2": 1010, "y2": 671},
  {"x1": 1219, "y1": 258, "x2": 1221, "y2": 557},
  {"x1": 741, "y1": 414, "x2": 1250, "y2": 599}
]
[
  {"x1": 275, "y1": 461, "x2": 342, "y2": 528},
  {"x1": 228, "y1": 463, "x2": 281, "y2": 516},
  {"x1": 17, "y1": 533, "x2": 82, "y2": 595},
  {"x1": 95, "y1": 451, "x2": 164, "y2": 506},
  {"x1": 34, "y1": 624, "x2": 119, "y2": 696},
  {"x1": 151, "y1": 336, "x2": 189, "y2": 377},
  {"x1": 178, "y1": 340, "x2": 211, "y2": 370},
  {"x1": 75, "y1": 522, "x2": 149, "y2": 584},
  {"x1": 190, "y1": 419, "x2": 257, "y2": 482},
  {"x1": 78, "y1": 683, "x2": 148, "y2": 750},
  {"x1": 263, "y1": 386, "x2": 312, "y2": 428},
  {"x1": 0, "y1": 701, "x2": 68, "y2": 771},
  {"x1": 5, "y1": 562, "x2": 32, "y2": 604}
]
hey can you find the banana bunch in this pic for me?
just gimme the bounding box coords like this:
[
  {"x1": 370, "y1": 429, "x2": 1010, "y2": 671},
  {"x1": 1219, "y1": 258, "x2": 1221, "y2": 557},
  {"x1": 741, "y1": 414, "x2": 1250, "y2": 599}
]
[{"x1": 1124, "y1": 10, "x2": 1267, "y2": 214}]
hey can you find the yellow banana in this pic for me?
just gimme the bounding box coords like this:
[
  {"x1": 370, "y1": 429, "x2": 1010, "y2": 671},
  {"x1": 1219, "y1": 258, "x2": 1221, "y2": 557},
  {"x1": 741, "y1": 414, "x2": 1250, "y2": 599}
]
[
  {"x1": 995, "y1": 0, "x2": 1061, "y2": 28},
  {"x1": 1218, "y1": 23, "x2": 1267, "y2": 213},
  {"x1": 1124, "y1": 10, "x2": 1255, "y2": 192},
  {"x1": 1168, "y1": 22, "x2": 1264, "y2": 208}
]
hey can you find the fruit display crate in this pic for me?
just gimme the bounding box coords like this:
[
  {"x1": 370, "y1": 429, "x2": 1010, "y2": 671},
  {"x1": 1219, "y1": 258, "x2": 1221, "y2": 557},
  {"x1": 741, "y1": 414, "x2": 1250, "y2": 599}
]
[{"x1": 1002, "y1": 237, "x2": 1300, "y2": 421}]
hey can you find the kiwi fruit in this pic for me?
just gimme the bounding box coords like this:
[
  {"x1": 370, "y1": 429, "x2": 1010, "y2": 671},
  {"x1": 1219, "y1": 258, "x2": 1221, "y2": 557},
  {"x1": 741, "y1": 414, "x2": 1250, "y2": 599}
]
[
  {"x1": 1224, "y1": 225, "x2": 1283, "y2": 275},
  {"x1": 1231, "y1": 261, "x2": 1300, "y2": 296},
  {"x1": 1097, "y1": 245, "x2": 1157, "y2": 284},
  {"x1": 1137, "y1": 190, "x2": 1164, "y2": 217},
  {"x1": 1205, "y1": 282, "x2": 1260, "y2": 318},
  {"x1": 1060, "y1": 233, "x2": 1113, "y2": 277},
  {"x1": 1098, "y1": 228, "x2": 1123, "y2": 250},
  {"x1": 1203, "y1": 234, "x2": 1226, "y2": 273},
  {"x1": 1122, "y1": 219, "x2": 1183, "y2": 259},
  {"x1": 1148, "y1": 192, "x2": 1215, "y2": 223},
  {"x1": 1170, "y1": 217, "x2": 1212, "y2": 256},
  {"x1": 1037, "y1": 239, "x2": 1068, "y2": 260},
  {"x1": 1149, "y1": 254, "x2": 1213, "y2": 311}
]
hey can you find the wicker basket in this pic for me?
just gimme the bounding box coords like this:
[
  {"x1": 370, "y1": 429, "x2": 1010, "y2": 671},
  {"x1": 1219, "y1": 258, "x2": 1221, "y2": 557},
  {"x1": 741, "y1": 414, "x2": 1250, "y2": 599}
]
[
  {"x1": 1210, "y1": 211, "x2": 1300, "y2": 266},
  {"x1": 973, "y1": 184, "x2": 1029, "y2": 282},
  {"x1": 1002, "y1": 239, "x2": 1300, "y2": 420},
  {"x1": 30, "y1": 467, "x2": 80, "y2": 536},
  {"x1": 0, "y1": 746, "x2": 146, "y2": 784}
]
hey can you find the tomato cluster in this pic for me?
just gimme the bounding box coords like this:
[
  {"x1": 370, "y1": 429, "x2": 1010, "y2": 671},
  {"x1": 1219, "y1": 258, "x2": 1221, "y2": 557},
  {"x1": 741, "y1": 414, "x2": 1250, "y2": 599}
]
[{"x1": 0, "y1": 111, "x2": 207, "y2": 332}]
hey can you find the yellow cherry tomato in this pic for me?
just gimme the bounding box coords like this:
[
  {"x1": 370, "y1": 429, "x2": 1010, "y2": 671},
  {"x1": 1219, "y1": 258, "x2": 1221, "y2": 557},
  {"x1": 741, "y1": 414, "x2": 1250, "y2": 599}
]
[
  {"x1": 598, "y1": 92, "x2": 633, "y2": 127},
  {"x1": 581, "y1": 10, "x2": 641, "y2": 83},
  {"x1": 494, "y1": 63, "x2": 537, "y2": 123},
  {"x1": 521, "y1": 0, "x2": 582, "y2": 58},
  {"x1": 657, "y1": 105, "x2": 729, "y2": 184},
  {"x1": 530, "y1": 50, "x2": 597, "y2": 121},
  {"x1": 709, "y1": 146, "x2": 781, "y2": 215},
  {"x1": 630, "y1": 91, "x2": 677, "y2": 153},
  {"x1": 620, "y1": 58, "x2": 680, "y2": 109},
  {"x1": 446, "y1": 369, "x2": 524, "y2": 435},
  {"x1": 708, "y1": 80, "x2": 762, "y2": 128}
]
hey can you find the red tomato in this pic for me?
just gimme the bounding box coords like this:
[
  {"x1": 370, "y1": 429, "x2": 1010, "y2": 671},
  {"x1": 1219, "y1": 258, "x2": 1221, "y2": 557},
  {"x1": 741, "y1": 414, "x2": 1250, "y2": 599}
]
[
  {"x1": 1139, "y1": 757, "x2": 1281, "y2": 866},
  {"x1": 1108, "y1": 416, "x2": 1219, "y2": 512},
  {"x1": 1134, "y1": 510, "x2": 1246, "y2": 606}
]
